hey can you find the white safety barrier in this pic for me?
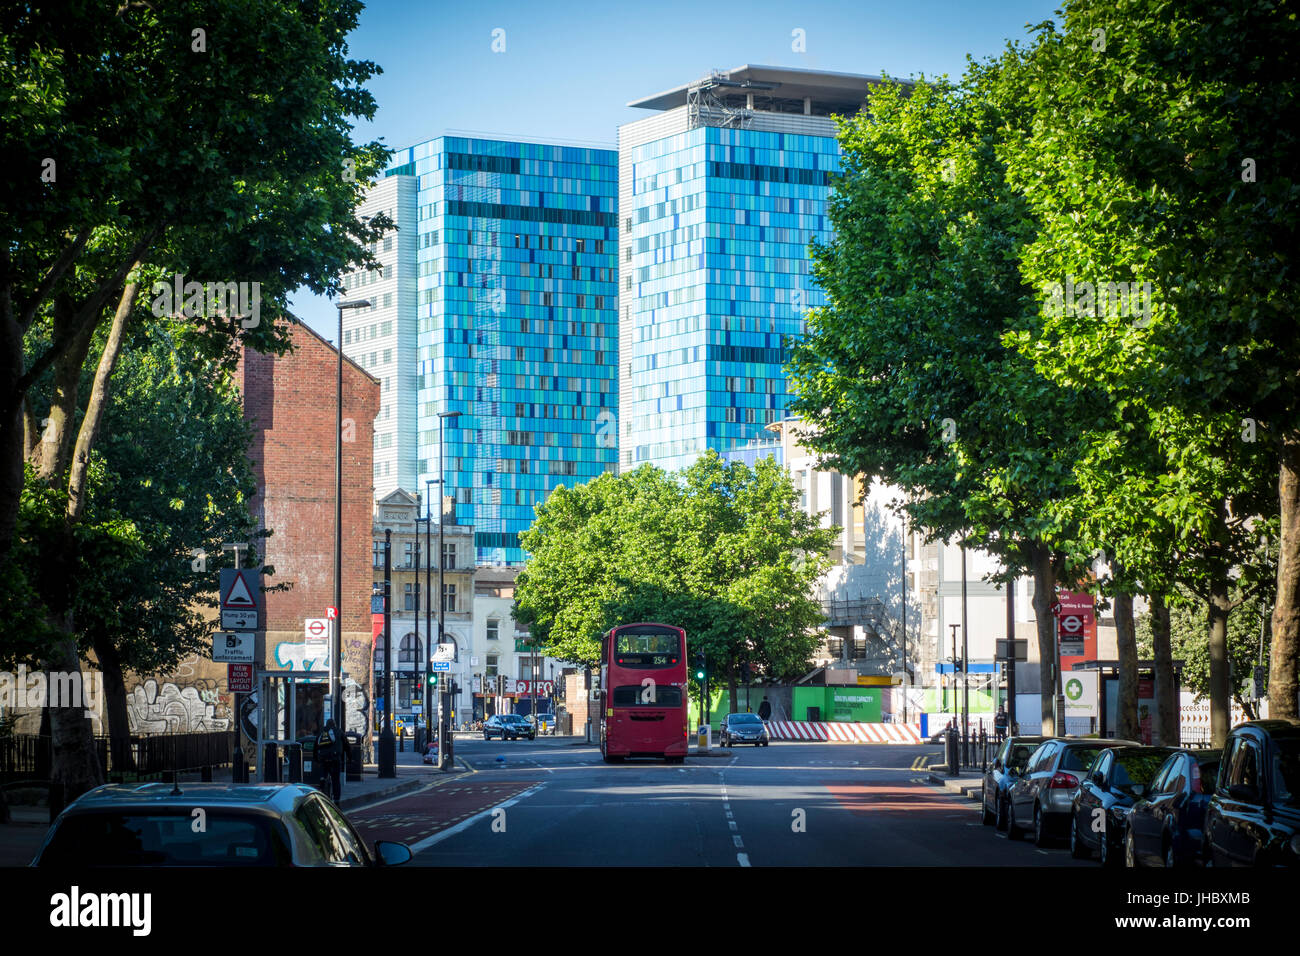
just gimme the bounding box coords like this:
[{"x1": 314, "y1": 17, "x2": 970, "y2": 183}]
[{"x1": 764, "y1": 720, "x2": 923, "y2": 744}]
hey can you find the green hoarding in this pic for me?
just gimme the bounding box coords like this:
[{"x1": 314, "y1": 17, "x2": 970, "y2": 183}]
[{"x1": 793, "y1": 686, "x2": 882, "y2": 722}]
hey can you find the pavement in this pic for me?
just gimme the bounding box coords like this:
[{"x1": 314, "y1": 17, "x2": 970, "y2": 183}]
[{"x1": 926, "y1": 767, "x2": 985, "y2": 802}]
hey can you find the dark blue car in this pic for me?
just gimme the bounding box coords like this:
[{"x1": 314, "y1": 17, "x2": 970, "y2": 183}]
[
  {"x1": 1069, "y1": 745, "x2": 1176, "y2": 865},
  {"x1": 1123, "y1": 748, "x2": 1221, "y2": 867}
]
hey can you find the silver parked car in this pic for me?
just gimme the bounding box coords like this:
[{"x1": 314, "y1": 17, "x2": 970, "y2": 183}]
[
  {"x1": 1008, "y1": 738, "x2": 1140, "y2": 847},
  {"x1": 32, "y1": 782, "x2": 413, "y2": 867}
]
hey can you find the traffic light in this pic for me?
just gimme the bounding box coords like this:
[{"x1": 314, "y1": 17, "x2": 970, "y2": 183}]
[
  {"x1": 695, "y1": 652, "x2": 706, "y2": 681},
  {"x1": 429, "y1": 673, "x2": 438, "y2": 687}
]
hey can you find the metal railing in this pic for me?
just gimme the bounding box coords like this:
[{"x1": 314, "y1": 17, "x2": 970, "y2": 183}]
[
  {"x1": 0, "y1": 732, "x2": 233, "y2": 784},
  {"x1": 945, "y1": 723, "x2": 996, "y2": 776}
]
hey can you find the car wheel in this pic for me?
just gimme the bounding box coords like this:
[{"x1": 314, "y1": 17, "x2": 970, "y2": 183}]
[
  {"x1": 1100, "y1": 824, "x2": 1121, "y2": 868},
  {"x1": 1007, "y1": 801, "x2": 1024, "y2": 841},
  {"x1": 1069, "y1": 812, "x2": 1089, "y2": 858},
  {"x1": 762, "y1": 741, "x2": 769, "y2": 747},
  {"x1": 1033, "y1": 804, "x2": 1049, "y2": 848},
  {"x1": 982, "y1": 797, "x2": 995, "y2": 826},
  {"x1": 996, "y1": 796, "x2": 1009, "y2": 832}
]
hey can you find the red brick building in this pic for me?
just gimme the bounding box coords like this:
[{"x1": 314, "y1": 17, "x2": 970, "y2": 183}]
[{"x1": 239, "y1": 319, "x2": 380, "y2": 744}]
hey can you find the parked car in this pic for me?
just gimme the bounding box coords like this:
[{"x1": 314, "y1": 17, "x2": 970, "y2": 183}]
[
  {"x1": 720, "y1": 713, "x2": 770, "y2": 747},
  {"x1": 1203, "y1": 719, "x2": 1300, "y2": 867},
  {"x1": 483, "y1": 714, "x2": 535, "y2": 741},
  {"x1": 536, "y1": 713, "x2": 557, "y2": 734},
  {"x1": 1008, "y1": 737, "x2": 1140, "y2": 846},
  {"x1": 32, "y1": 782, "x2": 413, "y2": 867},
  {"x1": 980, "y1": 736, "x2": 1047, "y2": 830},
  {"x1": 422, "y1": 740, "x2": 439, "y2": 765},
  {"x1": 1069, "y1": 746, "x2": 1177, "y2": 866},
  {"x1": 1124, "y1": 748, "x2": 1221, "y2": 868}
]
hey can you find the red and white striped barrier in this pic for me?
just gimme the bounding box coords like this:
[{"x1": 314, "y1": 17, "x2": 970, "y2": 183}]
[{"x1": 764, "y1": 721, "x2": 923, "y2": 744}]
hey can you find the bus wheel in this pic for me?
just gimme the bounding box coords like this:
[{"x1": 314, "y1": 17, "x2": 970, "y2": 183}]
[
  {"x1": 666, "y1": 756, "x2": 684, "y2": 764},
  {"x1": 603, "y1": 753, "x2": 623, "y2": 763}
]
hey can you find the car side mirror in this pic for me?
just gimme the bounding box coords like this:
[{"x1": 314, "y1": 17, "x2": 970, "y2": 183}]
[
  {"x1": 374, "y1": 841, "x2": 413, "y2": 866},
  {"x1": 1228, "y1": 783, "x2": 1259, "y2": 803}
]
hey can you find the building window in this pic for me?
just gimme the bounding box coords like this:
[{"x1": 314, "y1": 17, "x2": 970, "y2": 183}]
[
  {"x1": 442, "y1": 543, "x2": 456, "y2": 569},
  {"x1": 399, "y1": 633, "x2": 419, "y2": 664},
  {"x1": 486, "y1": 654, "x2": 499, "y2": 678},
  {"x1": 404, "y1": 582, "x2": 415, "y2": 611},
  {"x1": 442, "y1": 583, "x2": 456, "y2": 612},
  {"x1": 403, "y1": 541, "x2": 415, "y2": 567},
  {"x1": 487, "y1": 618, "x2": 499, "y2": 641},
  {"x1": 397, "y1": 678, "x2": 414, "y2": 709},
  {"x1": 373, "y1": 540, "x2": 383, "y2": 567}
]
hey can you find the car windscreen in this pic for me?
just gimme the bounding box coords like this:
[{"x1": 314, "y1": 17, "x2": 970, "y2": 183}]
[
  {"x1": 728, "y1": 714, "x2": 762, "y2": 724},
  {"x1": 1274, "y1": 738, "x2": 1300, "y2": 806},
  {"x1": 39, "y1": 811, "x2": 290, "y2": 866},
  {"x1": 611, "y1": 685, "x2": 684, "y2": 706},
  {"x1": 1113, "y1": 751, "x2": 1173, "y2": 795},
  {"x1": 1060, "y1": 747, "x2": 1109, "y2": 772}
]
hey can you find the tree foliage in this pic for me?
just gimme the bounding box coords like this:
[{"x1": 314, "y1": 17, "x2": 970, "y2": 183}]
[{"x1": 513, "y1": 452, "x2": 836, "y2": 688}]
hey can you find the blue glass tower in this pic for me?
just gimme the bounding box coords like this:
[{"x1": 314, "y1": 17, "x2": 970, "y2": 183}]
[
  {"x1": 618, "y1": 66, "x2": 890, "y2": 473},
  {"x1": 379, "y1": 136, "x2": 619, "y2": 565}
]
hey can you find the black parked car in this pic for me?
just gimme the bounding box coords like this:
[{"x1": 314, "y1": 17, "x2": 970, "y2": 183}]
[
  {"x1": 1203, "y1": 719, "x2": 1300, "y2": 867},
  {"x1": 1009, "y1": 738, "x2": 1140, "y2": 846},
  {"x1": 981, "y1": 736, "x2": 1047, "y2": 830},
  {"x1": 1069, "y1": 746, "x2": 1176, "y2": 866},
  {"x1": 1124, "y1": 749, "x2": 1221, "y2": 868},
  {"x1": 719, "y1": 713, "x2": 770, "y2": 747},
  {"x1": 483, "y1": 714, "x2": 535, "y2": 741}
]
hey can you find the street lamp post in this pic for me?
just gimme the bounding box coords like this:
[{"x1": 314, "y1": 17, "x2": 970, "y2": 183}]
[
  {"x1": 378, "y1": 528, "x2": 396, "y2": 778},
  {"x1": 333, "y1": 298, "x2": 370, "y2": 790},
  {"x1": 437, "y1": 410, "x2": 461, "y2": 769},
  {"x1": 423, "y1": 478, "x2": 436, "y2": 744}
]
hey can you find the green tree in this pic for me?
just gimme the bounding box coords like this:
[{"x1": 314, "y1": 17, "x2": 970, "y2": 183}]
[
  {"x1": 1138, "y1": 587, "x2": 1272, "y2": 720},
  {"x1": 786, "y1": 68, "x2": 1100, "y2": 735},
  {"x1": 1001, "y1": 0, "x2": 1295, "y2": 738},
  {"x1": 513, "y1": 452, "x2": 836, "y2": 712},
  {"x1": 0, "y1": 0, "x2": 391, "y2": 803}
]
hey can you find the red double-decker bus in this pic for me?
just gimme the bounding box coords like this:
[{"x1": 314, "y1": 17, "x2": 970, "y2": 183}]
[{"x1": 599, "y1": 622, "x2": 689, "y2": 763}]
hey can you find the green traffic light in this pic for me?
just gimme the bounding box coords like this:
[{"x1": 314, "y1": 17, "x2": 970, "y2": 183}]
[{"x1": 696, "y1": 670, "x2": 705, "y2": 680}]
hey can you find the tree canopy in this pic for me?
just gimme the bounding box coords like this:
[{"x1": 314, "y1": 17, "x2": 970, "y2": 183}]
[{"x1": 513, "y1": 451, "x2": 836, "y2": 689}]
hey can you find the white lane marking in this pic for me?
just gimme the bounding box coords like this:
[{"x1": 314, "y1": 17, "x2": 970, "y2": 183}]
[
  {"x1": 732, "y1": 834, "x2": 744, "y2": 848},
  {"x1": 728, "y1": 820, "x2": 738, "y2": 830},
  {"x1": 737, "y1": 853, "x2": 750, "y2": 867},
  {"x1": 406, "y1": 784, "x2": 545, "y2": 853}
]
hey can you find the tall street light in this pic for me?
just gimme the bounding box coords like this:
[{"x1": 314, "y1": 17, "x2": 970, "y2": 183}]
[
  {"x1": 437, "y1": 410, "x2": 461, "y2": 768},
  {"x1": 422, "y1": 478, "x2": 437, "y2": 743},
  {"x1": 333, "y1": 298, "x2": 370, "y2": 783}
]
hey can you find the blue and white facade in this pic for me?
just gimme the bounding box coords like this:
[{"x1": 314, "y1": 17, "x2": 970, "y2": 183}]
[
  {"x1": 353, "y1": 136, "x2": 620, "y2": 565},
  {"x1": 617, "y1": 66, "x2": 890, "y2": 472}
]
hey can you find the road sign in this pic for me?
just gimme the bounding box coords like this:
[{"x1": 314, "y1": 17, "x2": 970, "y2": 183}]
[
  {"x1": 432, "y1": 661, "x2": 451, "y2": 671},
  {"x1": 996, "y1": 639, "x2": 1029, "y2": 661},
  {"x1": 227, "y1": 663, "x2": 254, "y2": 693},
  {"x1": 219, "y1": 568, "x2": 261, "y2": 630},
  {"x1": 325, "y1": 606, "x2": 338, "y2": 620},
  {"x1": 1060, "y1": 614, "x2": 1084, "y2": 635},
  {"x1": 304, "y1": 618, "x2": 329, "y2": 644},
  {"x1": 212, "y1": 632, "x2": 254, "y2": 663}
]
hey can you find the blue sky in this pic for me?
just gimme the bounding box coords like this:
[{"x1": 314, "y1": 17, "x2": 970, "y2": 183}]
[{"x1": 292, "y1": 0, "x2": 1062, "y2": 338}]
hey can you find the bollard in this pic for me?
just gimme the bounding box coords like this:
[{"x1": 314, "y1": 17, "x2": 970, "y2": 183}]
[
  {"x1": 287, "y1": 744, "x2": 303, "y2": 783},
  {"x1": 946, "y1": 728, "x2": 958, "y2": 777},
  {"x1": 345, "y1": 733, "x2": 363, "y2": 782},
  {"x1": 262, "y1": 743, "x2": 280, "y2": 782}
]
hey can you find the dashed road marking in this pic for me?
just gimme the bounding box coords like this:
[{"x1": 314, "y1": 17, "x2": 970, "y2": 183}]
[{"x1": 737, "y1": 853, "x2": 750, "y2": 867}]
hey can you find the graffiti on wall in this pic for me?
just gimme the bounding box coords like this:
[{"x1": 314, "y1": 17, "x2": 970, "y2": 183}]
[{"x1": 126, "y1": 678, "x2": 231, "y2": 734}]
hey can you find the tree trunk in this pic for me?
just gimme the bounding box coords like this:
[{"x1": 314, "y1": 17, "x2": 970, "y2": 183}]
[
  {"x1": 1149, "y1": 594, "x2": 1178, "y2": 745},
  {"x1": 32, "y1": 297, "x2": 97, "y2": 479},
  {"x1": 67, "y1": 276, "x2": 140, "y2": 522},
  {"x1": 44, "y1": 627, "x2": 104, "y2": 814},
  {"x1": 1207, "y1": 584, "x2": 1233, "y2": 749},
  {"x1": 1029, "y1": 542, "x2": 1058, "y2": 736},
  {"x1": 1270, "y1": 429, "x2": 1300, "y2": 719},
  {"x1": 92, "y1": 630, "x2": 136, "y2": 774},
  {"x1": 1114, "y1": 591, "x2": 1140, "y2": 740}
]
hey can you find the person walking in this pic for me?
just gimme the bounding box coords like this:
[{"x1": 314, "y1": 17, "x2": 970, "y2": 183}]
[
  {"x1": 994, "y1": 706, "x2": 1009, "y2": 743},
  {"x1": 757, "y1": 696, "x2": 772, "y2": 722},
  {"x1": 316, "y1": 718, "x2": 344, "y2": 802}
]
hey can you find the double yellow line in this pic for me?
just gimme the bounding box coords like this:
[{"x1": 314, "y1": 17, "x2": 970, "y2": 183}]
[{"x1": 909, "y1": 754, "x2": 935, "y2": 771}]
